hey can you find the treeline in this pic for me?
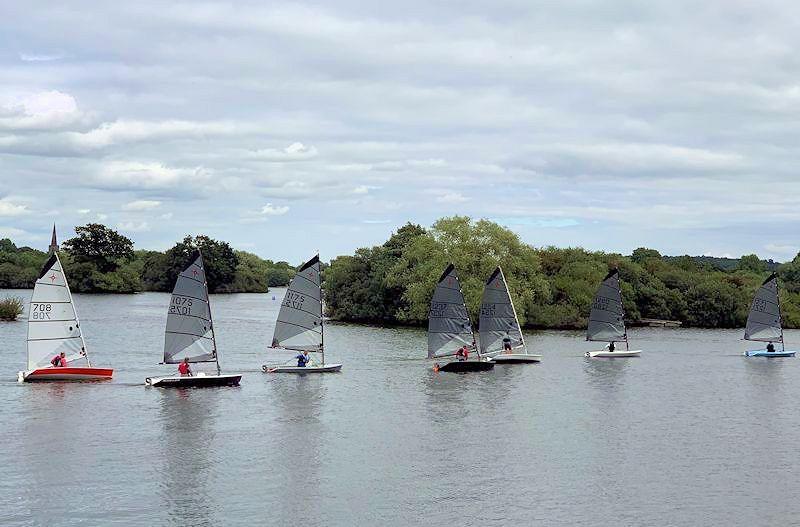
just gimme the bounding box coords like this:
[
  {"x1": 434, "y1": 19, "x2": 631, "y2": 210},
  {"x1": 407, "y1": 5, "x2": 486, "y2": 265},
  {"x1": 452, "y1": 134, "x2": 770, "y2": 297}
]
[
  {"x1": 0, "y1": 224, "x2": 295, "y2": 293},
  {"x1": 324, "y1": 216, "x2": 800, "y2": 329}
]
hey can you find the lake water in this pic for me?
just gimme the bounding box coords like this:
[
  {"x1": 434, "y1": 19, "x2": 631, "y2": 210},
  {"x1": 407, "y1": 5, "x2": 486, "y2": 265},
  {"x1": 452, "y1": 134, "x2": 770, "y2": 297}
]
[{"x1": 1, "y1": 288, "x2": 798, "y2": 526}]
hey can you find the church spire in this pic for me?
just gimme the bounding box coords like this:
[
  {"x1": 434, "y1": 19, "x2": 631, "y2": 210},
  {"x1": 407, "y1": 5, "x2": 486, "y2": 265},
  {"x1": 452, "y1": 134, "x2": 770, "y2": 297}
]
[{"x1": 48, "y1": 224, "x2": 58, "y2": 254}]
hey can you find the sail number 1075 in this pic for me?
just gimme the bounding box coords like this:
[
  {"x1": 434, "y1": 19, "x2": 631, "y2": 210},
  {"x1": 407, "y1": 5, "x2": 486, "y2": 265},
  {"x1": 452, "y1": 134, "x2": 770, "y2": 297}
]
[
  {"x1": 283, "y1": 292, "x2": 306, "y2": 310},
  {"x1": 170, "y1": 296, "x2": 194, "y2": 315}
]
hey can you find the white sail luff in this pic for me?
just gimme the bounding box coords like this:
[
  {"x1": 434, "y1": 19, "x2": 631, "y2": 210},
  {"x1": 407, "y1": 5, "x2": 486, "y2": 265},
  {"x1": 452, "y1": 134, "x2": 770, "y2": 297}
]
[{"x1": 26, "y1": 253, "x2": 88, "y2": 370}]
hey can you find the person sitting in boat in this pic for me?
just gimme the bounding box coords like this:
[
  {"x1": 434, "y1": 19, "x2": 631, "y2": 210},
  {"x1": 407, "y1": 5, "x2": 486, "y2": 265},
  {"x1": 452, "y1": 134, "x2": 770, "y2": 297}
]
[
  {"x1": 50, "y1": 352, "x2": 67, "y2": 367},
  {"x1": 502, "y1": 335, "x2": 513, "y2": 353},
  {"x1": 607, "y1": 342, "x2": 616, "y2": 353},
  {"x1": 296, "y1": 351, "x2": 311, "y2": 367},
  {"x1": 455, "y1": 346, "x2": 469, "y2": 361},
  {"x1": 178, "y1": 357, "x2": 193, "y2": 377},
  {"x1": 767, "y1": 342, "x2": 775, "y2": 353}
]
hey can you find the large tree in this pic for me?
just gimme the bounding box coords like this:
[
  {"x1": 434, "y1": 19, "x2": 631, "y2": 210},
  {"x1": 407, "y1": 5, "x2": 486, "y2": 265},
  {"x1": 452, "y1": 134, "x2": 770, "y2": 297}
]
[
  {"x1": 161, "y1": 235, "x2": 239, "y2": 293},
  {"x1": 63, "y1": 223, "x2": 134, "y2": 273}
]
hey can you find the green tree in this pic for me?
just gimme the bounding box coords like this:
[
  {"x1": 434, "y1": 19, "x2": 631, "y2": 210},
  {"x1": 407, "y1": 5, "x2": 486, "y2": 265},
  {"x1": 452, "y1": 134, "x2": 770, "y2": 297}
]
[
  {"x1": 161, "y1": 236, "x2": 239, "y2": 293},
  {"x1": 63, "y1": 224, "x2": 134, "y2": 272}
]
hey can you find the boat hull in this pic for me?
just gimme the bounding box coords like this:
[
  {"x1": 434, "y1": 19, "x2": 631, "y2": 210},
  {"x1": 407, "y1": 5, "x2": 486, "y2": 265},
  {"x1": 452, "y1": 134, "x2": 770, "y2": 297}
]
[
  {"x1": 437, "y1": 360, "x2": 495, "y2": 373},
  {"x1": 19, "y1": 367, "x2": 114, "y2": 382},
  {"x1": 145, "y1": 373, "x2": 242, "y2": 387},
  {"x1": 490, "y1": 353, "x2": 542, "y2": 363},
  {"x1": 744, "y1": 350, "x2": 796, "y2": 357},
  {"x1": 262, "y1": 364, "x2": 343, "y2": 373},
  {"x1": 586, "y1": 350, "x2": 642, "y2": 358}
]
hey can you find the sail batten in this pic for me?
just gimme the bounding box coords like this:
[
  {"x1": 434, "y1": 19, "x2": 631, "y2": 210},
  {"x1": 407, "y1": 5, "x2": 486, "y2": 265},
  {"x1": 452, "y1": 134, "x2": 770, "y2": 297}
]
[
  {"x1": 745, "y1": 273, "x2": 783, "y2": 343},
  {"x1": 587, "y1": 269, "x2": 626, "y2": 342},
  {"x1": 26, "y1": 253, "x2": 88, "y2": 370},
  {"x1": 479, "y1": 266, "x2": 526, "y2": 356},
  {"x1": 428, "y1": 264, "x2": 475, "y2": 359},
  {"x1": 271, "y1": 255, "x2": 324, "y2": 353},
  {"x1": 163, "y1": 250, "x2": 216, "y2": 364}
]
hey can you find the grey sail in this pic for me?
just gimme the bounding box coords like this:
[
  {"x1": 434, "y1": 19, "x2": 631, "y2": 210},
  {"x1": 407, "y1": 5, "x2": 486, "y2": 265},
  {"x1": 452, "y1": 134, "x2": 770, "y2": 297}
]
[
  {"x1": 587, "y1": 269, "x2": 626, "y2": 342},
  {"x1": 744, "y1": 273, "x2": 782, "y2": 342},
  {"x1": 272, "y1": 255, "x2": 323, "y2": 352},
  {"x1": 428, "y1": 264, "x2": 475, "y2": 359},
  {"x1": 27, "y1": 253, "x2": 89, "y2": 370},
  {"x1": 479, "y1": 267, "x2": 526, "y2": 356},
  {"x1": 164, "y1": 250, "x2": 216, "y2": 364}
]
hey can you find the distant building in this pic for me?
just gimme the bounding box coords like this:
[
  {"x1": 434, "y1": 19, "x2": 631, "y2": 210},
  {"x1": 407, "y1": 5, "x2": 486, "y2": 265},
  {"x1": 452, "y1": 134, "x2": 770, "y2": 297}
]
[{"x1": 48, "y1": 224, "x2": 58, "y2": 254}]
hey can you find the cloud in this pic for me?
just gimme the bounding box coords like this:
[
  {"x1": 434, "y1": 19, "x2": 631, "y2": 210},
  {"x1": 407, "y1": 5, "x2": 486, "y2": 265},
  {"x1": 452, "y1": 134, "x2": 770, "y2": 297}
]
[
  {"x1": 19, "y1": 52, "x2": 65, "y2": 62},
  {"x1": 93, "y1": 161, "x2": 208, "y2": 190},
  {"x1": 249, "y1": 142, "x2": 318, "y2": 161},
  {"x1": 765, "y1": 244, "x2": 798, "y2": 256},
  {"x1": 0, "y1": 200, "x2": 30, "y2": 216},
  {"x1": 116, "y1": 221, "x2": 150, "y2": 232},
  {"x1": 3, "y1": 2, "x2": 800, "y2": 261},
  {"x1": 77, "y1": 209, "x2": 91, "y2": 215},
  {"x1": 436, "y1": 192, "x2": 470, "y2": 203},
  {"x1": 0, "y1": 226, "x2": 28, "y2": 238},
  {"x1": 260, "y1": 203, "x2": 290, "y2": 216},
  {"x1": 0, "y1": 91, "x2": 85, "y2": 131},
  {"x1": 123, "y1": 200, "x2": 161, "y2": 211}
]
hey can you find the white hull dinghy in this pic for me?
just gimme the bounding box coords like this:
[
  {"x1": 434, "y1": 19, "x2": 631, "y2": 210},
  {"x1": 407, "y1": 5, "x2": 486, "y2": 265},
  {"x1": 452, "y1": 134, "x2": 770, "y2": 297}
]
[
  {"x1": 585, "y1": 269, "x2": 642, "y2": 359},
  {"x1": 262, "y1": 364, "x2": 342, "y2": 373},
  {"x1": 19, "y1": 230, "x2": 113, "y2": 383},
  {"x1": 491, "y1": 353, "x2": 542, "y2": 363},
  {"x1": 145, "y1": 249, "x2": 242, "y2": 388},
  {"x1": 478, "y1": 267, "x2": 541, "y2": 365},
  {"x1": 428, "y1": 264, "x2": 494, "y2": 372},
  {"x1": 263, "y1": 255, "x2": 342, "y2": 374},
  {"x1": 742, "y1": 273, "x2": 795, "y2": 359},
  {"x1": 586, "y1": 349, "x2": 642, "y2": 358}
]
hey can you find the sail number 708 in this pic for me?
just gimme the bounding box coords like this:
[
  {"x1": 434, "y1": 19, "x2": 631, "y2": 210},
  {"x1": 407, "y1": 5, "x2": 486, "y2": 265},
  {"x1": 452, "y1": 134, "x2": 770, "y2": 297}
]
[{"x1": 30, "y1": 303, "x2": 53, "y2": 320}]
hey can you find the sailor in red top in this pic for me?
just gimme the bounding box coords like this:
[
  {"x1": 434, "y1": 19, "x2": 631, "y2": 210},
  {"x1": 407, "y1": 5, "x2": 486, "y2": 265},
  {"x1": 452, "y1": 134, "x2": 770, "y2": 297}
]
[
  {"x1": 178, "y1": 357, "x2": 192, "y2": 377},
  {"x1": 50, "y1": 352, "x2": 67, "y2": 367},
  {"x1": 455, "y1": 346, "x2": 469, "y2": 361}
]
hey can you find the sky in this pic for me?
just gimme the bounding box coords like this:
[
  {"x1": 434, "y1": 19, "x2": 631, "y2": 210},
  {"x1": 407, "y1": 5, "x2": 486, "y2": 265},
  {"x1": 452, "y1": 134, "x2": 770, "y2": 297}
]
[{"x1": 1, "y1": 1, "x2": 799, "y2": 264}]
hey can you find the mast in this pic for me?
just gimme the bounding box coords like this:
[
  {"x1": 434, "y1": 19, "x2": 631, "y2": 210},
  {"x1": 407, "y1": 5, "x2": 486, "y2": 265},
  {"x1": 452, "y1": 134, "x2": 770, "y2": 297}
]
[
  {"x1": 59, "y1": 252, "x2": 92, "y2": 366},
  {"x1": 201, "y1": 249, "x2": 221, "y2": 375},
  {"x1": 778, "y1": 276, "x2": 786, "y2": 352},
  {"x1": 318, "y1": 252, "x2": 325, "y2": 366},
  {"x1": 501, "y1": 266, "x2": 527, "y2": 355}
]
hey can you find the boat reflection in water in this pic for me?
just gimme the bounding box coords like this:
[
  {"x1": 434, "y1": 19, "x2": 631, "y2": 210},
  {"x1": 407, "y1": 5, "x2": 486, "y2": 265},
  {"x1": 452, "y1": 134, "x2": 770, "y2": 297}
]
[{"x1": 156, "y1": 389, "x2": 215, "y2": 526}]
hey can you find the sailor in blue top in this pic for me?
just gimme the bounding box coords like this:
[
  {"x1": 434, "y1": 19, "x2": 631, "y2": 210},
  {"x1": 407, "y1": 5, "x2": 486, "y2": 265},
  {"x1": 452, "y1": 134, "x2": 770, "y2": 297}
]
[{"x1": 296, "y1": 350, "x2": 310, "y2": 367}]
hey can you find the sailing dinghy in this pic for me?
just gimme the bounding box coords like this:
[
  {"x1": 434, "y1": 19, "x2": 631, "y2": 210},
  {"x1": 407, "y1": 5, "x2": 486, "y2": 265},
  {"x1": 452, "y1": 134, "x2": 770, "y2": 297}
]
[
  {"x1": 585, "y1": 269, "x2": 641, "y2": 358},
  {"x1": 262, "y1": 255, "x2": 342, "y2": 373},
  {"x1": 428, "y1": 264, "x2": 494, "y2": 372},
  {"x1": 18, "y1": 250, "x2": 113, "y2": 382},
  {"x1": 480, "y1": 266, "x2": 541, "y2": 364},
  {"x1": 145, "y1": 250, "x2": 242, "y2": 387},
  {"x1": 743, "y1": 273, "x2": 795, "y2": 357}
]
